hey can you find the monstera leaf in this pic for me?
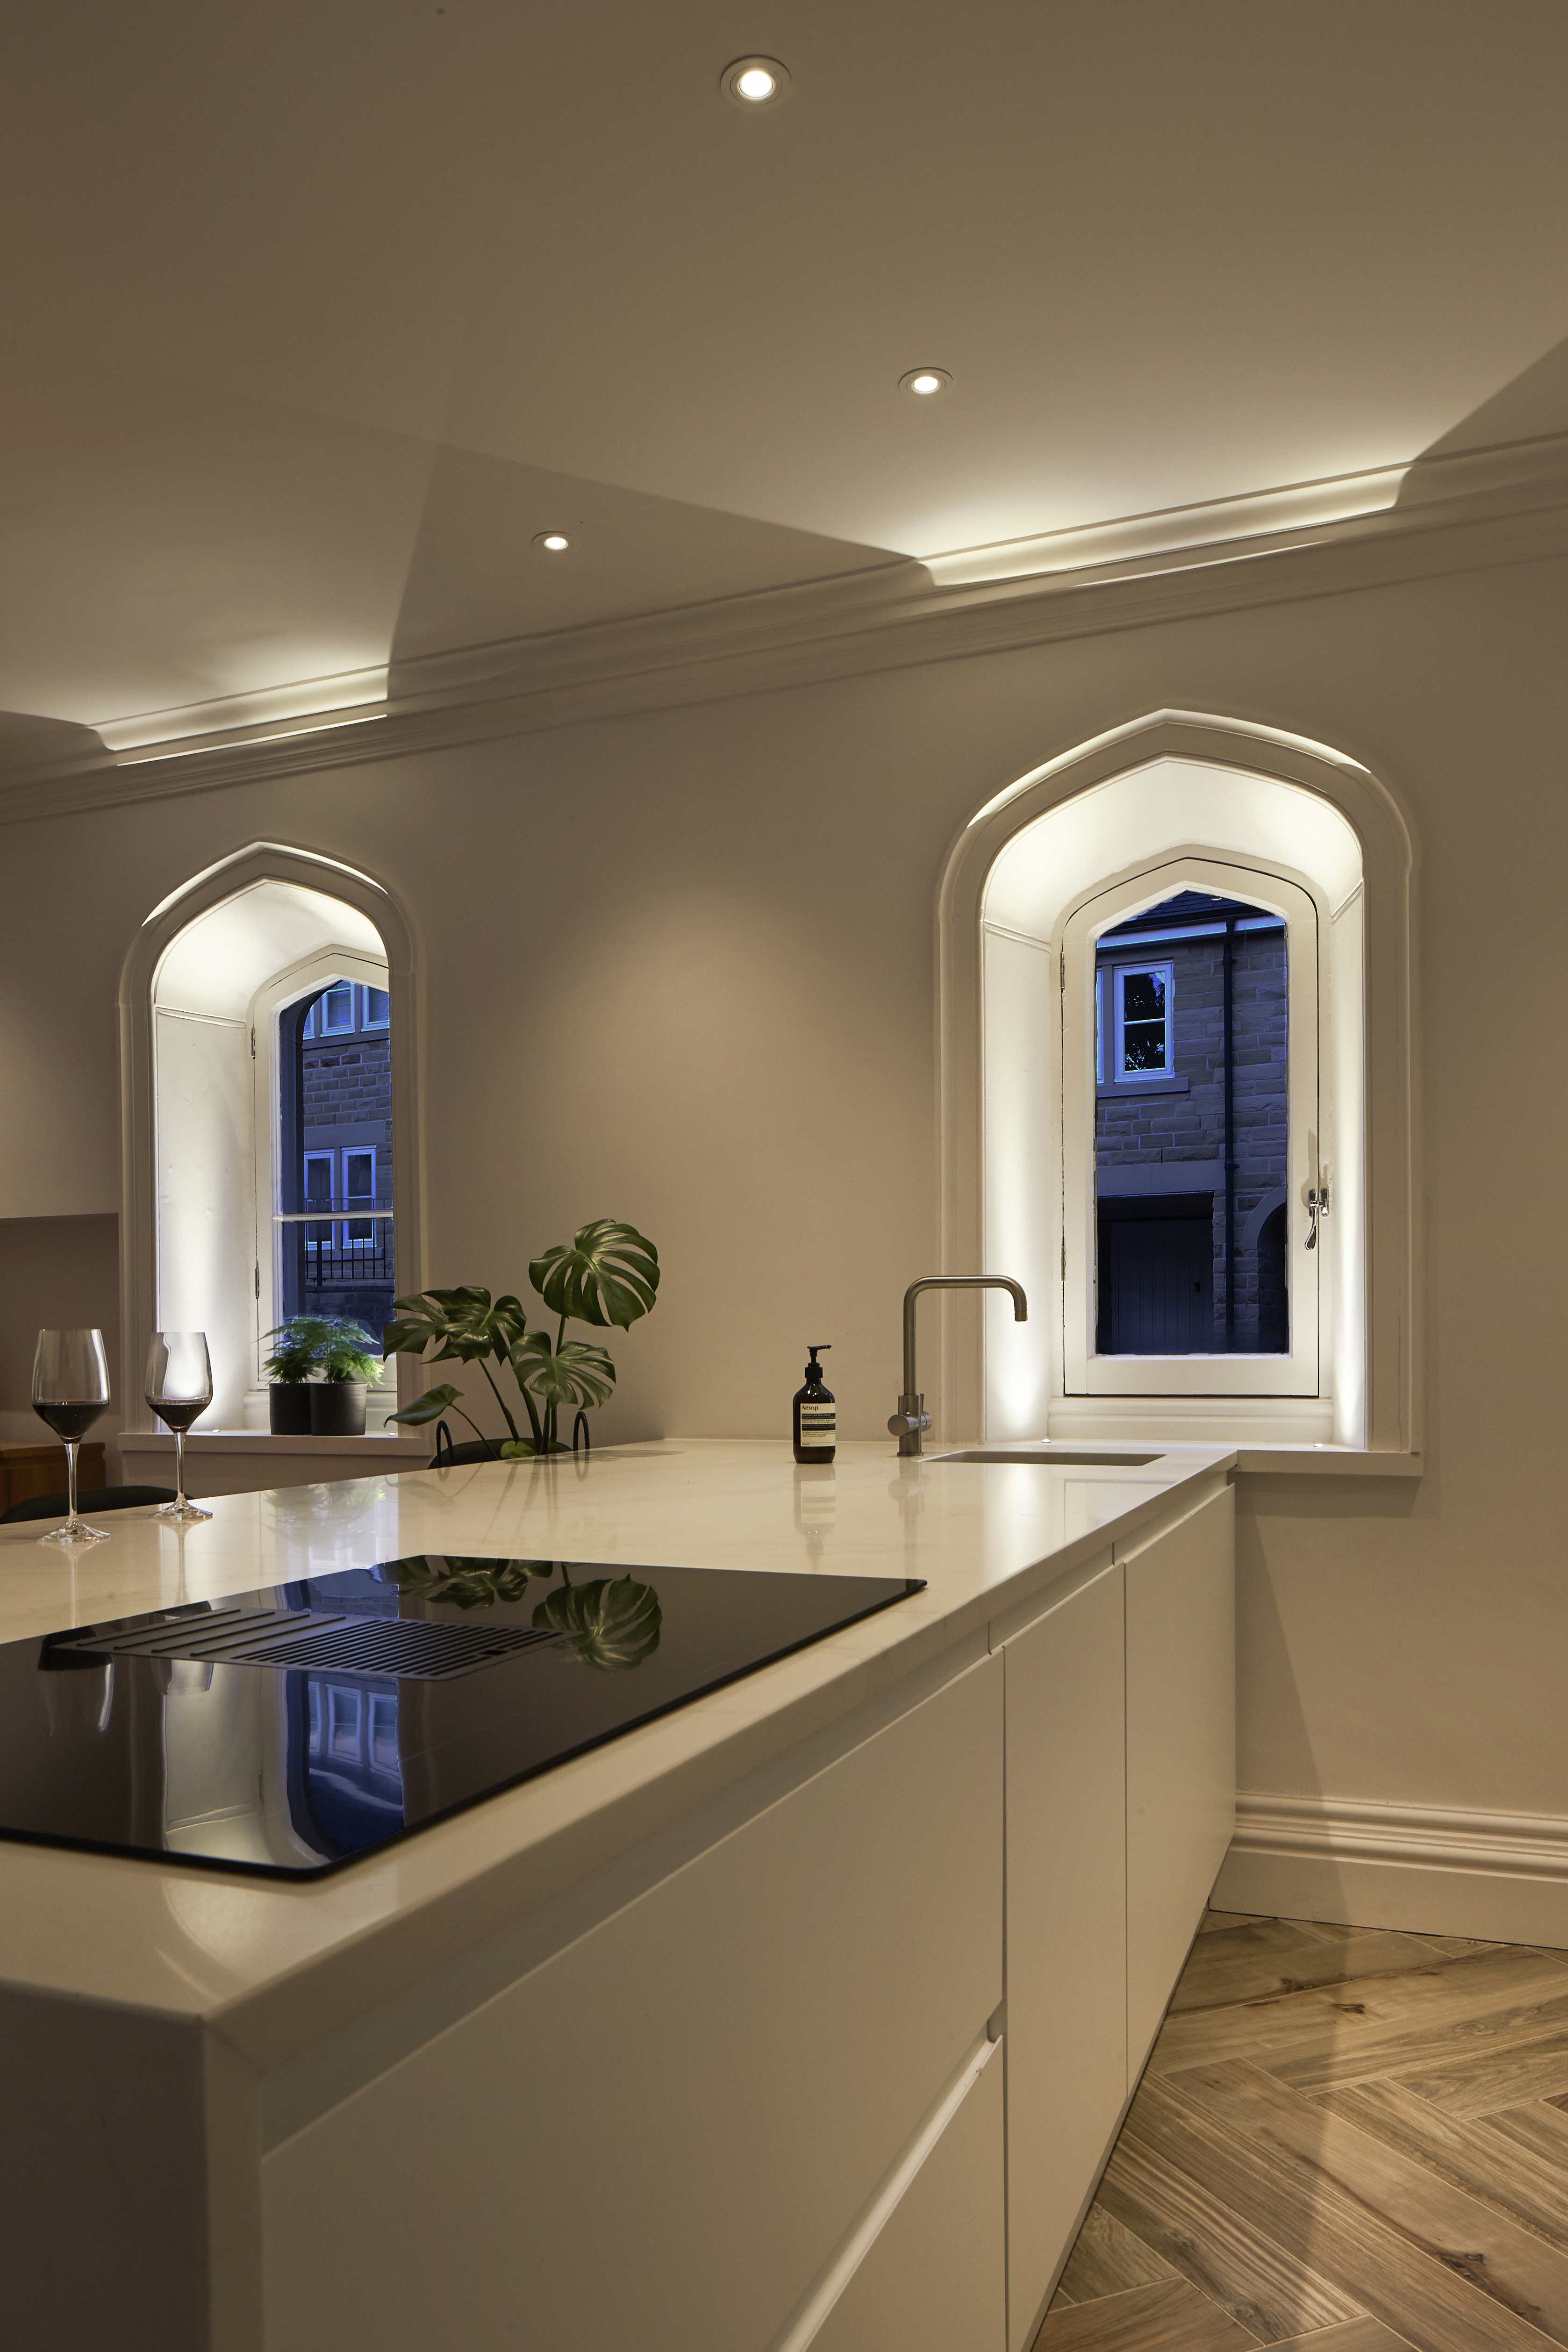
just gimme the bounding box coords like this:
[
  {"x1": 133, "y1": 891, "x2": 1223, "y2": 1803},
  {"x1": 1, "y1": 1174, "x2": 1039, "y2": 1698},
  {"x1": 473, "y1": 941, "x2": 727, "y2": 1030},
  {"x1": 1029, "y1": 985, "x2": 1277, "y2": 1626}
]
[
  {"x1": 386, "y1": 1380, "x2": 466, "y2": 1428},
  {"x1": 533, "y1": 1575, "x2": 662, "y2": 1670},
  {"x1": 510, "y1": 1333, "x2": 617, "y2": 1411},
  {"x1": 529, "y1": 1222, "x2": 659, "y2": 1330},
  {"x1": 387, "y1": 1553, "x2": 554, "y2": 1609},
  {"x1": 383, "y1": 1287, "x2": 529, "y2": 1365}
]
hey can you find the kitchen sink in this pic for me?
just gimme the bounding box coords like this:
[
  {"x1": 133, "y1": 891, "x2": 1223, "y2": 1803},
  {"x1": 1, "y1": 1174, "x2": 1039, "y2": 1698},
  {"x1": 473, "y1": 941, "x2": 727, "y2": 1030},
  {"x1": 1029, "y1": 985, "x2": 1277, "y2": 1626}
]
[{"x1": 930, "y1": 1448, "x2": 1163, "y2": 1466}]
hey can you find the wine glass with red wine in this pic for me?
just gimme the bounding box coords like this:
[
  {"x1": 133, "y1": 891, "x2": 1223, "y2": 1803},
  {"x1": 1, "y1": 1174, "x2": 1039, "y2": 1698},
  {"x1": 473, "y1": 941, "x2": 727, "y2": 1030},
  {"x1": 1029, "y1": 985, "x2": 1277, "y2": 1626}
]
[
  {"x1": 144, "y1": 1332, "x2": 214, "y2": 1522},
  {"x1": 30, "y1": 1329, "x2": 111, "y2": 1544}
]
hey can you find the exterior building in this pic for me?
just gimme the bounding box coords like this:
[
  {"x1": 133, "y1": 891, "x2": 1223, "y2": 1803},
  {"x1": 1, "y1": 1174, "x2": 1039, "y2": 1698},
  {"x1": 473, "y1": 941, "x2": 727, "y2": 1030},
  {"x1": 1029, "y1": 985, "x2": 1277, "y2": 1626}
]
[{"x1": 1095, "y1": 892, "x2": 1288, "y2": 1354}]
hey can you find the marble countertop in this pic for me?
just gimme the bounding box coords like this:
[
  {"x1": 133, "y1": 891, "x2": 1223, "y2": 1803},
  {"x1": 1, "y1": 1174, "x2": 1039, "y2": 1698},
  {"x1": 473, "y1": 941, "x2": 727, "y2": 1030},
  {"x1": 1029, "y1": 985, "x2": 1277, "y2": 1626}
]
[{"x1": 0, "y1": 1438, "x2": 1232, "y2": 2053}]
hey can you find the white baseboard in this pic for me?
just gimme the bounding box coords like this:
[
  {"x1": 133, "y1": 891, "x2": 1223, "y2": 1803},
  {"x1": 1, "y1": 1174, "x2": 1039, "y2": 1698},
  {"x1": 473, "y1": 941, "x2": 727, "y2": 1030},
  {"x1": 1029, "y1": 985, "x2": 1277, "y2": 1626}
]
[{"x1": 1214, "y1": 1791, "x2": 1568, "y2": 1946}]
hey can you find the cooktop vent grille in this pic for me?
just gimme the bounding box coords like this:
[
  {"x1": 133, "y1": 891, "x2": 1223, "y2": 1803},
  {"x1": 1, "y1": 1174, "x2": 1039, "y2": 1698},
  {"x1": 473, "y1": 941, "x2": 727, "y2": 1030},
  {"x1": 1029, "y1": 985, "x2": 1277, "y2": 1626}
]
[{"x1": 49, "y1": 1606, "x2": 559, "y2": 1682}]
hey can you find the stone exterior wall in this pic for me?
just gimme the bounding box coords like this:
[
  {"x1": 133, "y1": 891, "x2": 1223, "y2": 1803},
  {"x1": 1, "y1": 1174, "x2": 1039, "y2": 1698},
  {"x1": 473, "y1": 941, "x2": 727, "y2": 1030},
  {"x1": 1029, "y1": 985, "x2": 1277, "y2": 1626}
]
[
  {"x1": 1096, "y1": 928, "x2": 1287, "y2": 1348},
  {"x1": 303, "y1": 1031, "x2": 394, "y2": 1197}
]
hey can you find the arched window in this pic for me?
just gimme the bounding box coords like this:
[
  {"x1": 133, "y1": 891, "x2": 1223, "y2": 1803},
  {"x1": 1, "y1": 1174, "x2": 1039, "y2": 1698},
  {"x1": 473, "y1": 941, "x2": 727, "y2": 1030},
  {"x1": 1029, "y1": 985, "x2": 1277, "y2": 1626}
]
[
  {"x1": 938, "y1": 714, "x2": 1416, "y2": 1453},
  {"x1": 120, "y1": 845, "x2": 419, "y2": 1435}
]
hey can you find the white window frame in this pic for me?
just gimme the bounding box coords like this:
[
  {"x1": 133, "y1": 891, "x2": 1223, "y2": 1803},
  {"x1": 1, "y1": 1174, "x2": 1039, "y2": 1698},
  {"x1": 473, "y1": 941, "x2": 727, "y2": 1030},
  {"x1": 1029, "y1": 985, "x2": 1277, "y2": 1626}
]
[
  {"x1": 359, "y1": 985, "x2": 389, "y2": 1033},
  {"x1": 1108, "y1": 958, "x2": 1174, "y2": 1083},
  {"x1": 1062, "y1": 856, "x2": 1321, "y2": 1401}
]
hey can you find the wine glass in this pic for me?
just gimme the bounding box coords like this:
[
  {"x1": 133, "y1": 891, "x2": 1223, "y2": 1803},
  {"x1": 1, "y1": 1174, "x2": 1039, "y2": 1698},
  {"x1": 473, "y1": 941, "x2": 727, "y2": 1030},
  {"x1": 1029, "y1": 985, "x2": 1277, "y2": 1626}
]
[
  {"x1": 31, "y1": 1329, "x2": 111, "y2": 1545},
  {"x1": 144, "y1": 1332, "x2": 214, "y2": 1522}
]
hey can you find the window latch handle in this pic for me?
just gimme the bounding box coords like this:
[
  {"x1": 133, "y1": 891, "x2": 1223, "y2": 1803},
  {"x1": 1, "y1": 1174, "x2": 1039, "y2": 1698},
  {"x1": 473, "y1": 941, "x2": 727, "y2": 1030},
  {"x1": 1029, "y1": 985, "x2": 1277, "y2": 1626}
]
[{"x1": 1305, "y1": 1182, "x2": 1330, "y2": 1250}]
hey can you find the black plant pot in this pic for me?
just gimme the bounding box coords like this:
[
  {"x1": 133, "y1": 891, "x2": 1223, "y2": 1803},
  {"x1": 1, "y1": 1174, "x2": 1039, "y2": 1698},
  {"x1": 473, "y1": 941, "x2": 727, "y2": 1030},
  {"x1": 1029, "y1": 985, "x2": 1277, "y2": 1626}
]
[
  {"x1": 310, "y1": 1382, "x2": 367, "y2": 1437},
  {"x1": 268, "y1": 1383, "x2": 314, "y2": 1436}
]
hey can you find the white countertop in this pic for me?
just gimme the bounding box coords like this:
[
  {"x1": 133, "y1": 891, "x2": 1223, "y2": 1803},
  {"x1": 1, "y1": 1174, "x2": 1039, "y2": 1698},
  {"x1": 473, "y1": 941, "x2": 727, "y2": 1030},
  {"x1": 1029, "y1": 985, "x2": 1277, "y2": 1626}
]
[{"x1": 0, "y1": 1438, "x2": 1232, "y2": 2064}]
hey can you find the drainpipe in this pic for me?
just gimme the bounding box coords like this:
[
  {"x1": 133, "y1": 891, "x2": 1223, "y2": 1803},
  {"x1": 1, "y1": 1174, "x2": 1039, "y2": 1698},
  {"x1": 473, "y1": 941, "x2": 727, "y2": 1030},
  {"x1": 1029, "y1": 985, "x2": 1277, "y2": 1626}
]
[{"x1": 1223, "y1": 915, "x2": 1236, "y2": 1351}]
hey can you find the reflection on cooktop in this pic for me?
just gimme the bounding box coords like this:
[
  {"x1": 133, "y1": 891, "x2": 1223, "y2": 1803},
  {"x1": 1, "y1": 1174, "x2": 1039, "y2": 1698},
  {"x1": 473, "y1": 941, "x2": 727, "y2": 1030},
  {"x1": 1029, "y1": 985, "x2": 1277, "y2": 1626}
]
[{"x1": 0, "y1": 1558, "x2": 924, "y2": 1879}]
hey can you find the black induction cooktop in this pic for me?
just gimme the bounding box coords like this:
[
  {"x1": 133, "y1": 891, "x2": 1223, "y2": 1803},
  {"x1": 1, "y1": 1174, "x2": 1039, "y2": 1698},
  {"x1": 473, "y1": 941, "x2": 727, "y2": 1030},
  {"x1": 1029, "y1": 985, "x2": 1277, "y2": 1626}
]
[{"x1": 0, "y1": 1558, "x2": 923, "y2": 1879}]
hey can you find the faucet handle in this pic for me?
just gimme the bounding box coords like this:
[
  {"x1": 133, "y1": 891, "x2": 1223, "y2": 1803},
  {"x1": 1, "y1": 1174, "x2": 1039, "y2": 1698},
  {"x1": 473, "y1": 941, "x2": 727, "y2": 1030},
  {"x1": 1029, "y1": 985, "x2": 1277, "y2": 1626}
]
[{"x1": 888, "y1": 1394, "x2": 932, "y2": 1438}]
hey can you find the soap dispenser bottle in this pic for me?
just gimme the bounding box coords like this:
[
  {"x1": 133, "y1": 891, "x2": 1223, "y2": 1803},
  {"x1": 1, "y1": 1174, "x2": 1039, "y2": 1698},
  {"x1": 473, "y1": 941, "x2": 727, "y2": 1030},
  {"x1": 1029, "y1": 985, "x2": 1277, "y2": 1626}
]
[{"x1": 793, "y1": 1345, "x2": 836, "y2": 1464}]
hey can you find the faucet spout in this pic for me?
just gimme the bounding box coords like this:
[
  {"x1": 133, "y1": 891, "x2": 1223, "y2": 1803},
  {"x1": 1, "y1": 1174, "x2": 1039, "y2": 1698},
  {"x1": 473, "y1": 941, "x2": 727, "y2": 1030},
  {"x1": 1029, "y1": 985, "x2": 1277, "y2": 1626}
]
[{"x1": 890, "y1": 1276, "x2": 1028, "y2": 1457}]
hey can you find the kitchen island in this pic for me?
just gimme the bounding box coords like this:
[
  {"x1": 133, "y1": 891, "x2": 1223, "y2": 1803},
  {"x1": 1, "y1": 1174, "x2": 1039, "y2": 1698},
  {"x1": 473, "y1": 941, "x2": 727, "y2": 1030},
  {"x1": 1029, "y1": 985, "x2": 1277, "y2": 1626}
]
[{"x1": 0, "y1": 1437, "x2": 1236, "y2": 2352}]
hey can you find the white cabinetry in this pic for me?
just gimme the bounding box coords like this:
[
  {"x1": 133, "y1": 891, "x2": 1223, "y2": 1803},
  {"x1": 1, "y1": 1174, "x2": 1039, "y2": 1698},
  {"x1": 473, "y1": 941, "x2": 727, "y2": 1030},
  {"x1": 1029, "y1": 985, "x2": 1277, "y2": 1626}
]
[
  {"x1": 1000, "y1": 1558, "x2": 1128, "y2": 2352},
  {"x1": 1124, "y1": 1487, "x2": 1237, "y2": 2073},
  {"x1": 263, "y1": 1655, "x2": 1003, "y2": 2352}
]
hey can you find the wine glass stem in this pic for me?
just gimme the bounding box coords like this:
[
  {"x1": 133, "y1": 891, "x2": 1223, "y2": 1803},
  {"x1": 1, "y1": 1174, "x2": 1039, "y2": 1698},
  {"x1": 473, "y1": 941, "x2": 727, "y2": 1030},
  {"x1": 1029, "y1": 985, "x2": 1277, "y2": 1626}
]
[
  {"x1": 65, "y1": 1439, "x2": 79, "y2": 1526},
  {"x1": 174, "y1": 1427, "x2": 186, "y2": 1507}
]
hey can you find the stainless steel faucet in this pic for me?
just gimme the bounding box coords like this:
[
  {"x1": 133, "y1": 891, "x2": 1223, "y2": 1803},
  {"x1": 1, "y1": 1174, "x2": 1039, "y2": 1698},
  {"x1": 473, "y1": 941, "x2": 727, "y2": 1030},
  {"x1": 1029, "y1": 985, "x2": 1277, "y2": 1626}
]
[{"x1": 888, "y1": 1276, "x2": 1028, "y2": 1457}]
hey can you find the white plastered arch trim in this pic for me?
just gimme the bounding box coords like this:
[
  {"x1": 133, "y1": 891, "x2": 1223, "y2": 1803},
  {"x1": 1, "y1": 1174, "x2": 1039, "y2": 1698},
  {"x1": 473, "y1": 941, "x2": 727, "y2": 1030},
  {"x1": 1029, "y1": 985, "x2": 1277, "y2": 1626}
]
[
  {"x1": 120, "y1": 842, "x2": 424, "y2": 1435},
  {"x1": 936, "y1": 711, "x2": 1417, "y2": 1453}
]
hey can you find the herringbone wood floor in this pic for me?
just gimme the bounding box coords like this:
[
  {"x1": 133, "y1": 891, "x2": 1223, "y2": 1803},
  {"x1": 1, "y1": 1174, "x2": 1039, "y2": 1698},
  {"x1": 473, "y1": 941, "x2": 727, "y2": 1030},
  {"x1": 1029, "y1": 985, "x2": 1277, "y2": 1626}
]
[{"x1": 1033, "y1": 1910, "x2": 1568, "y2": 2351}]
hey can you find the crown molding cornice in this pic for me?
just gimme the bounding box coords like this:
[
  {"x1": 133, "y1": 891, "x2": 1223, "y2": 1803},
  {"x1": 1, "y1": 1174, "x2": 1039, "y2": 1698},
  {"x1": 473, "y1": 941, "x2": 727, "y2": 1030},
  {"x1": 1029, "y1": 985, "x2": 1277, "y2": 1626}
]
[{"x1": 5, "y1": 433, "x2": 1568, "y2": 826}]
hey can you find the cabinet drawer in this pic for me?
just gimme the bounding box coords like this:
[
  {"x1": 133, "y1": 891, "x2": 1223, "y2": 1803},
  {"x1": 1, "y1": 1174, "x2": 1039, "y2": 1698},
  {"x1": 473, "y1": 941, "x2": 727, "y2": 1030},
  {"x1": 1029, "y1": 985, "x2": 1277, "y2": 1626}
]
[{"x1": 810, "y1": 2038, "x2": 1005, "y2": 2352}]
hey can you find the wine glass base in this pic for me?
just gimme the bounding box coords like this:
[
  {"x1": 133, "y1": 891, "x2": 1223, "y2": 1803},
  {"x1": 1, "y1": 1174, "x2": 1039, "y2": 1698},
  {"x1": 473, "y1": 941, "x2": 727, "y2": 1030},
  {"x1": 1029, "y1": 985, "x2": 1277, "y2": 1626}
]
[
  {"x1": 37, "y1": 1521, "x2": 110, "y2": 1546},
  {"x1": 154, "y1": 1498, "x2": 213, "y2": 1522}
]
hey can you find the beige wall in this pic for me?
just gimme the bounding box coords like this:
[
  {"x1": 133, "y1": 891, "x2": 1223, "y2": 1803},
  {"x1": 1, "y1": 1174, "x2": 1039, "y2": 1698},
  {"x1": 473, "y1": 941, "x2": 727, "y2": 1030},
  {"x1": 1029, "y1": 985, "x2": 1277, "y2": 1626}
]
[
  {"x1": 0, "y1": 1214, "x2": 121, "y2": 1457},
  {"x1": 0, "y1": 551, "x2": 1563, "y2": 1825}
]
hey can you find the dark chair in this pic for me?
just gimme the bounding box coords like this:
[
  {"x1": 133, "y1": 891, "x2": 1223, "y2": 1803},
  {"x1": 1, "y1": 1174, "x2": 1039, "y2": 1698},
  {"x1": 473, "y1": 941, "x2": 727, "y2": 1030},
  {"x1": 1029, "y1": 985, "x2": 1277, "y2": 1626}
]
[{"x1": 0, "y1": 1485, "x2": 179, "y2": 1525}]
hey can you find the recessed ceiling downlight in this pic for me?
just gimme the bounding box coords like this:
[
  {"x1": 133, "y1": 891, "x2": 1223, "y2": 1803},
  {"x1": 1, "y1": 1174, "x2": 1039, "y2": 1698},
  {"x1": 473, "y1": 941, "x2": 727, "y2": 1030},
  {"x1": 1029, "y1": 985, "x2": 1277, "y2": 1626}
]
[
  {"x1": 533, "y1": 531, "x2": 570, "y2": 552},
  {"x1": 721, "y1": 55, "x2": 792, "y2": 108},
  {"x1": 899, "y1": 367, "x2": 953, "y2": 400}
]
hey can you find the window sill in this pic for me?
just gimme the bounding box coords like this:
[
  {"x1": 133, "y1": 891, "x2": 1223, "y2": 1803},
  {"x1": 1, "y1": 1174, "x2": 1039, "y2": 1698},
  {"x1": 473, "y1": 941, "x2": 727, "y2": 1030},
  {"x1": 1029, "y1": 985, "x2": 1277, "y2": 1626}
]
[
  {"x1": 1231, "y1": 1446, "x2": 1423, "y2": 1478},
  {"x1": 121, "y1": 1430, "x2": 432, "y2": 1459},
  {"x1": 1098, "y1": 1075, "x2": 1190, "y2": 1098}
]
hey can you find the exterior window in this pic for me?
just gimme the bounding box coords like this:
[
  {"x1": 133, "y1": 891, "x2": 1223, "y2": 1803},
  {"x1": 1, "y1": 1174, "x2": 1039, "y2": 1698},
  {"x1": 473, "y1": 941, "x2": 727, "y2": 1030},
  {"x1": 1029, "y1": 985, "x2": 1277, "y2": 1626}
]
[
  {"x1": 321, "y1": 983, "x2": 355, "y2": 1036},
  {"x1": 342, "y1": 1148, "x2": 378, "y2": 1251},
  {"x1": 303, "y1": 983, "x2": 355, "y2": 1039},
  {"x1": 361, "y1": 985, "x2": 389, "y2": 1031},
  {"x1": 302, "y1": 1151, "x2": 334, "y2": 1258},
  {"x1": 1109, "y1": 962, "x2": 1173, "y2": 1080}
]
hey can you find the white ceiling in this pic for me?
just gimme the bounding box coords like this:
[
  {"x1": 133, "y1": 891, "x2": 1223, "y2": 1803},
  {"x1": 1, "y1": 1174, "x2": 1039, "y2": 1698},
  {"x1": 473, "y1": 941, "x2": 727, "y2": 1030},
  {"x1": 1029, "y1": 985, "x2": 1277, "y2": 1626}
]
[{"x1": 5, "y1": 0, "x2": 1567, "y2": 733}]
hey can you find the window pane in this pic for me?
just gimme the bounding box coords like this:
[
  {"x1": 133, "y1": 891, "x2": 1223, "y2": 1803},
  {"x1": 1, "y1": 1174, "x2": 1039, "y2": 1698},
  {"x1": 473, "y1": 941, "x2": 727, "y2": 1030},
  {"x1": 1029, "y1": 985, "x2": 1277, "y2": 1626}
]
[
  {"x1": 1095, "y1": 896, "x2": 1288, "y2": 1356},
  {"x1": 1121, "y1": 1024, "x2": 1167, "y2": 1072},
  {"x1": 363, "y1": 987, "x2": 389, "y2": 1028},
  {"x1": 279, "y1": 981, "x2": 394, "y2": 1348},
  {"x1": 1121, "y1": 970, "x2": 1165, "y2": 1023}
]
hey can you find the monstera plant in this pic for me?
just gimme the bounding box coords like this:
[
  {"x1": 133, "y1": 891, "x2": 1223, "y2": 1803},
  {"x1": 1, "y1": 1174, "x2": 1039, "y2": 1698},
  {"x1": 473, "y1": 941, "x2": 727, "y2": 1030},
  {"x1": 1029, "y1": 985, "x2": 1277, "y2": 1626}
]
[{"x1": 383, "y1": 1219, "x2": 659, "y2": 1458}]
